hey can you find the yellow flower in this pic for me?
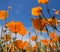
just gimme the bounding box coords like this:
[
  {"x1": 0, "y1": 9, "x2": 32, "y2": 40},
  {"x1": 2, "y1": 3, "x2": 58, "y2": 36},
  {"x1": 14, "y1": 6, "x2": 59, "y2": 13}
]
[
  {"x1": 0, "y1": 10, "x2": 8, "y2": 20},
  {"x1": 23, "y1": 41, "x2": 28, "y2": 49},
  {"x1": 38, "y1": 0, "x2": 49, "y2": 4},
  {"x1": 31, "y1": 6, "x2": 42, "y2": 16}
]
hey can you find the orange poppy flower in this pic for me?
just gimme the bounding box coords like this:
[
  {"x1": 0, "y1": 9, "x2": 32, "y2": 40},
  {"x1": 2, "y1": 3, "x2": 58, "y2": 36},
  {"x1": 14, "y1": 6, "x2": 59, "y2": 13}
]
[
  {"x1": 18, "y1": 27, "x2": 27, "y2": 36},
  {"x1": 38, "y1": 0, "x2": 49, "y2": 4},
  {"x1": 52, "y1": 36, "x2": 58, "y2": 42},
  {"x1": 49, "y1": 32, "x2": 55, "y2": 38},
  {"x1": 40, "y1": 39, "x2": 48, "y2": 46},
  {"x1": 32, "y1": 18, "x2": 46, "y2": 31},
  {"x1": 55, "y1": 10, "x2": 59, "y2": 15},
  {"x1": 23, "y1": 41, "x2": 28, "y2": 49},
  {"x1": 0, "y1": 10, "x2": 8, "y2": 20},
  {"x1": 47, "y1": 17, "x2": 59, "y2": 26},
  {"x1": 6, "y1": 21, "x2": 27, "y2": 35},
  {"x1": 14, "y1": 40, "x2": 23, "y2": 49},
  {"x1": 23, "y1": 41, "x2": 28, "y2": 47},
  {"x1": 49, "y1": 32, "x2": 58, "y2": 42},
  {"x1": 31, "y1": 6, "x2": 42, "y2": 16},
  {"x1": 15, "y1": 22, "x2": 25, "y2": 32},
  {"x1": 31, "y1": 35, "x2": 37, "y2": 41},
  {"x1": 5, "y1": 21, "x2": 16, "y2": 33}
]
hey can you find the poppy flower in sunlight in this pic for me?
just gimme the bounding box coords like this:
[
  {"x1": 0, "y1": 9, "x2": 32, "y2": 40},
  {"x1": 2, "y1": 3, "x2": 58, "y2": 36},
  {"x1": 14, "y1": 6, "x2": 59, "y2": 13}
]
[
  {"x1": 5, "y1": 21, "x2": 16, "y2": 33},
  {"x1": 49, "y1": 32, "x2": 55, "y2": 38},
  {"x1": 15, "y1": 22, "x2": 25, "y2": 32},
  {"x1": 31, "y1": 6, "x2": 42, "y2": 16},
  {"x1": 32, "y1": 18, "x2": 46, "y2": 31},
  {"x1": 31, "y1": 35, "x2": 37, "y2": 41},
  {"x1": 52, "y1": 36, "x2": 58, "y2": 42},
  {"x1": 49, "y1": 32, "x2": 58, "y2": 42},
  {"x1": 5, "y1": 21, "x2": 27, "y2": 35},
  {"x1": 40, "y1": 39, "x2": 48, "y2": 46},
  {"x1": 2, "y1": 34, "x2": 11, "y2": 42},
  {"x1": 23, "y1": 41, "x2": 28, "y2": 49},
  {"x1": 18, "y1": 27, "x2": 27, "y2": 36},
  {"x1": 47, "y1": 17, "x2": 59, "y2": 26},
  {"x1": 38, "y1": 0, "x2": 49, "y2": 4},
  {"x1": 55, "y1": 10, "x2": 60, "y2": 15},
  {"x1": 0, "y1": 10, "x2": 8, "y2": 20},
  {"x1": 14, "y1": 40, "x2": 23, "y2": 49}
]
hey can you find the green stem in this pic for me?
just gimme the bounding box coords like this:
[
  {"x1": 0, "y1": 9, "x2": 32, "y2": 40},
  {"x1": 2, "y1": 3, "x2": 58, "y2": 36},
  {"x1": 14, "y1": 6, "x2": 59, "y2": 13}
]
[{"x1": 29, "y1": 32, "x2": 31, "y2": 46}]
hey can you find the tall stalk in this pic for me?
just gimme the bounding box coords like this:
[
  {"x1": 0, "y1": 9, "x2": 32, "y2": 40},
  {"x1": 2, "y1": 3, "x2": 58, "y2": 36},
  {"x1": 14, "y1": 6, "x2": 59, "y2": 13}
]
[{"x1": 46, "y1": 3, "x2": 52, "y2": 17}]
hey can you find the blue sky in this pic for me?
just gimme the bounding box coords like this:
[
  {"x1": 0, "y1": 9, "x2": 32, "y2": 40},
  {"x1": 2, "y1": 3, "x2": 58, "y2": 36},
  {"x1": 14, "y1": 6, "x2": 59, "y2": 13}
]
[
  {"x1": 0, "y1": 0, "x2": 60, "y2": 40},
  {"x1": 0, "y1": 0, "x2": 60, "y2": 27}
]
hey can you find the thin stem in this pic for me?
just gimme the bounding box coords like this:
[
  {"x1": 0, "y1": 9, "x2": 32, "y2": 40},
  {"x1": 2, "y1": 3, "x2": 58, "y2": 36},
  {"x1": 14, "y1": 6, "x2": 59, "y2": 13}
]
[
  {"x1": 42, "y1": 11, "x2": 60, "y2": 32},
  {"x1": 45, "y1": 26, "x2": 50, "y2": 35},
  {"x1": 38, "y1": 15, "x2": 43, "y2": 36},
  {"x1": 33, "y1": 29, "x2": 37, "y2": 42},
  {"x1": 46, "y1": 3, "x2": 52, "y2": 17},
  {"x1": 13, "y1": 25, "x2": 17, "y2": 52},
  {"x1": 19, "y1": 49, "x2": 20, "y2": 52},
  {"x1": 29, "y1": 32, "x2": 31, "y2": 46}
]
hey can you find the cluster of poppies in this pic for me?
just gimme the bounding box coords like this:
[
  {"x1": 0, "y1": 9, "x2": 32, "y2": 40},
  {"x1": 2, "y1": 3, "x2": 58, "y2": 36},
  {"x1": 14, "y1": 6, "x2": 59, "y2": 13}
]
[
  {"x1": 31, "y1": 0, "x2": 60, "y2": 52},
  {"x1": 0, "y1": 0, "x2": 60, "y2": 52}
]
